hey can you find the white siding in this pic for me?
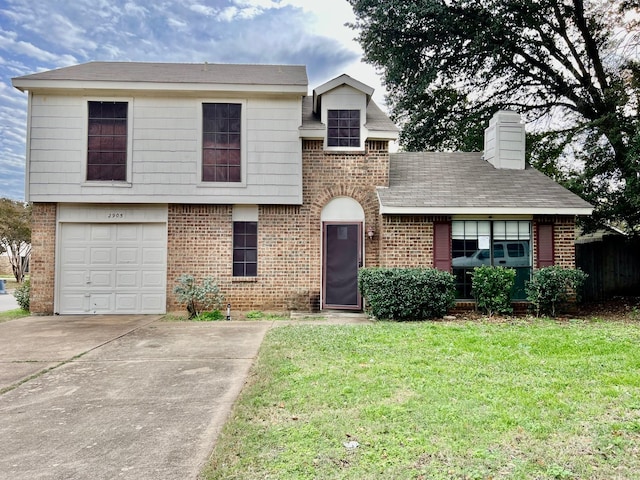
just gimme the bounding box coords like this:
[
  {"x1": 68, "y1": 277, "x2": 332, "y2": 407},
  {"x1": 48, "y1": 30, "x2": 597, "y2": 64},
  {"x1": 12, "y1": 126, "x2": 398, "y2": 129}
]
[
  {"x1": 27, "y1": 93, "x2": 303, "y2": 204},
  {"x1": 320, "y1": 85, "x2": 368, "y2": 151}
]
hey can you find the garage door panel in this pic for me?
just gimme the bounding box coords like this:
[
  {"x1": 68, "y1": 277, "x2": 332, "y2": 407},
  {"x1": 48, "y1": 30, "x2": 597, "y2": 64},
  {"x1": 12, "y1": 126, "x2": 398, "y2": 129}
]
[
  {"x1": 62, "y1": 270, "x2": 87, "y2": 288},
  {"x1": 58, "y1": 222, "x2": 166, "y2": 314},
  {"x1": 90, "y1": 247, "x2": 114, "y2": 264},
  {"x1": 142, "y1": 248, "x2": 165, "y2": 265},
  {"x1": 142, "y1": 270, "x2": 164, "y2": 287},
  {"x1": 62, "y1": 247, "x2": 89, "y2": 265},
  {"x1": 59, "y1": 294, "x2": 89, "y2": 313},
  {"x1": 116, "y1": 270, "x2": 138, "y2": 287},
  {"x1": 90, "y1": 294, "x2": 114, "y2": 313},
  {"x1": 141, "y1": 294, "x2": 165, "y2": 313},
  {"x1": 116, "y1": 224, "x2": 139, "y2": 241},
  {"x1": 117, "y1": 248, "x2": 139, "y2": 264},
  {"x1": 90, "y1": 225, "x2": 115, "y2": 241},
  {"x1": 142, "y1": 224, "x2": 166, "y2": 240},
  {"x1": 115, "y1": 294, "x2": 138, "y2": 312},
  {"x1": 61, "y1": 224, "x2": 89, "y2": 242}
]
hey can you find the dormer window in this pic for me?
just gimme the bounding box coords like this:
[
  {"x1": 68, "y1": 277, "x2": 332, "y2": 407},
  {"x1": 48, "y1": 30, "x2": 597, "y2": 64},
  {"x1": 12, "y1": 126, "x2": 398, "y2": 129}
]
[{"x1": 327, "y1": 110, "x2": 360, "y2": 148}]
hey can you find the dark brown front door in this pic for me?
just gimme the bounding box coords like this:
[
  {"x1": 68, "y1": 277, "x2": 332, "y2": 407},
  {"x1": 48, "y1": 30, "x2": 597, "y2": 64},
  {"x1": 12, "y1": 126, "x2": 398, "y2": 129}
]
[{"x1": 323, "y1": 222, "x2": 362, "y2": 310}]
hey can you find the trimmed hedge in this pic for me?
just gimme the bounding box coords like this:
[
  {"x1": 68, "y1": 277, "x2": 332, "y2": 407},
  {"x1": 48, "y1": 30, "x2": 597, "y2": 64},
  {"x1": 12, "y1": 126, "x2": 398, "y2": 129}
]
[
  {"x1": 471, "y1": 266, "x2": 516, "y2": 317},
  {"x1": 358, "y1": 267, "x2": 456, "y2": 321},
  {"x1": 526, "y1": 266, "x2": 587, "y2": 317}
]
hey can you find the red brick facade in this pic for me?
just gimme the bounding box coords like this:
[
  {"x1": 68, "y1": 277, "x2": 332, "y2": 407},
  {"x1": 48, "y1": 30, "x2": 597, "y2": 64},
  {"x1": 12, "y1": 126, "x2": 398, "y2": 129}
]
[
  {"x1": 28, "y1": 140, "x2": 579, "y2": 315},
  {"x1": 30, "y1": 203, "x2": 57, "y2": 314}
]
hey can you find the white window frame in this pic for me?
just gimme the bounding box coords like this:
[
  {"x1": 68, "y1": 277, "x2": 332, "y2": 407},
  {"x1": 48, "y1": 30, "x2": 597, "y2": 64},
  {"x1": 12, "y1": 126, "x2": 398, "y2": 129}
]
[
  {"x1": 197, "y1": 99, "x2": 247, "y2": 187},
  {"x1": 81, "y1": 97, "x2": 134, "y2": 186}
]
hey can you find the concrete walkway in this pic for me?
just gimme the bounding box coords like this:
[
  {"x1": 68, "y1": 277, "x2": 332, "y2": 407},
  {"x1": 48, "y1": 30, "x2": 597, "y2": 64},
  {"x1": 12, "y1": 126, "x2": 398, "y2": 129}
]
[
  {"x1": 0, "y1": 315, "x2": 271, "y2": 480},
  {"x1": 0, "y1": 290, "x2": 19, "y2": 312}
]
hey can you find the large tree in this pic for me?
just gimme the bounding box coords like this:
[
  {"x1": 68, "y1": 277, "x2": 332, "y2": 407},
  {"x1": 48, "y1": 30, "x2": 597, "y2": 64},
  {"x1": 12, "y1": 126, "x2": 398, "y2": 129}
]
[
  {"x1": 348, "y1": 0, "x2": 640, "y2": 233},
  {"x1": 0, "y1": 198, "x2": 31, "y2": 283}
]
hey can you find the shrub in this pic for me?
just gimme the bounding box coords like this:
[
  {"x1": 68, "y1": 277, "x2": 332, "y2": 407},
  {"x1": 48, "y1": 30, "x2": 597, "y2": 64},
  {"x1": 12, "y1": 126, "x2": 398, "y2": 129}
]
[
  {"x1": 13, "y1": 279, "x2": 30, "y2": 311},
  {"x1": 471, "y1": 266, "x2": 516, "y2": 317},
  {"x1": 173, "y1": 274, "x2": 224, "y2": 319},
  {"x1": 526, "y1": 266, "x2": 587, "y2": 317},
  {"x1": 195, "y1": 310, "x2": 224, "y2": 321},
  {"x1": 358, "y1": 267, "x2": 456, "y2": 321}
]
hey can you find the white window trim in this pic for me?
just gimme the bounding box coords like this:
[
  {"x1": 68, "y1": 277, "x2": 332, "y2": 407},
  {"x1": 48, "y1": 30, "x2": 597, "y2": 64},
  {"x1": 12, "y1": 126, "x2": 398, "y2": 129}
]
[
  {"x1": 81, "y1": 97, "x2": 134, "y2": 187},
  {"x1": 323, "y1": 107, "x2": 366, "y2": 152},
  {"x1": 197, "y1": 99, "x2": 248, "y2": 188}
]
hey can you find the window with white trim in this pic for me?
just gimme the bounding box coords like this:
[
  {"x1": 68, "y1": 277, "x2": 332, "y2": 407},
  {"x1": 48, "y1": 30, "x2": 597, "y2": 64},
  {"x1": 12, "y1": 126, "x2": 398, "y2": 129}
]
[
  {"x1": 87, "y1": 101, "x2": 128, "y2": 181},
  {"x1": 202, "y1": 103, "x2": 242, "y2": 183},
  {"x1": 451, "y1": 220, "x2": 532, "y2": 299},
  {"x1": 327, "y1": 109, "x2": 360, "y2": 147}
]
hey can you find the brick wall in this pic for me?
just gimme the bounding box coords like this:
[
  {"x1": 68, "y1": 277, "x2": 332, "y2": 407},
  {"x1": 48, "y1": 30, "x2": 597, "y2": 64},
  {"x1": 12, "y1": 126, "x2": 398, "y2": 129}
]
[
  {"x1": 533, "y1": 215, "x2": 576, "y2": 269},
  {"x1": 30, "y1": 203, "x2": 57, "y2": 314},
  {"x1": 380, "y1": 215, "x2": 434, "y2": 267},
  {"x1": 165, "y1": 140, "x2": 391, "y2": 313}
]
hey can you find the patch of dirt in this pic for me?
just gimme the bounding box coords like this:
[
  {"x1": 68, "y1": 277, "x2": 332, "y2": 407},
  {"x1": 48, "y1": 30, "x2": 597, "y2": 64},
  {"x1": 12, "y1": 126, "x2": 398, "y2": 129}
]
[{"x1": 446, "y1": 296, "x2": 640, "y2": 323}]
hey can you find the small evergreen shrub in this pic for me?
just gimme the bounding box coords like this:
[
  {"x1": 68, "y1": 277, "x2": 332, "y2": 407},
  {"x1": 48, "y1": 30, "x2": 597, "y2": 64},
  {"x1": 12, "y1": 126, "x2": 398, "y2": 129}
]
[
  {"x1": 195, "y1": 310, "x2": 224, "y2": 321},
  {"x1": 13, "y1": 279, "x2": 30, "y2": 311},
  {"x1": 173, "y1": 274, "x2": 224, "y2": 319},
  {"x1": 358, "y1": 267, "x2": 456, "y2": 321},
  {"x1": 526, "y1": 266, "x2": 587, "y2": 317},
  {"x1": 471, "y1": 266, "x2": 516, "y2": 317}
]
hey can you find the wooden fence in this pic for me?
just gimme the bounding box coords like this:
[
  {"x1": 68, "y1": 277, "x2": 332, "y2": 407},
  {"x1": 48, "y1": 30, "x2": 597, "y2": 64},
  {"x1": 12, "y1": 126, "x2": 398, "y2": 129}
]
[{"x1": 576, "y1": 236, "x2": 640, "y2": 301}]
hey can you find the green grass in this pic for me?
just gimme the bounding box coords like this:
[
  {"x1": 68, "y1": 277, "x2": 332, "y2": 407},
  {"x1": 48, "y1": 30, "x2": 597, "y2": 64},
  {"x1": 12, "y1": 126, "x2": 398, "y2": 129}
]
[
  {"x1": 0, "y1": 308, "x2": 29, "y2": 322},
  {"x1": 203, "y1": 319, "x2": 640, "y2": 479}
]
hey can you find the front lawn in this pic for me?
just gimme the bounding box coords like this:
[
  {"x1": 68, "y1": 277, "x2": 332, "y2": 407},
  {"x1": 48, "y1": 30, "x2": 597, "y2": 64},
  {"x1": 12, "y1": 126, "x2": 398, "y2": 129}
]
[
  {"x1": 203, "y1": 319, "x2": 640, "y2": 479},
  {"x1": 0, "y1": 308, "x2": 29, "y2": 322}
]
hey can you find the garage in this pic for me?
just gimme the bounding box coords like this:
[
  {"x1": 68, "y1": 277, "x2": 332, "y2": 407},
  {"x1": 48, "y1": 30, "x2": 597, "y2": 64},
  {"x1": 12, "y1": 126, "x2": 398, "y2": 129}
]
[{"x1": 56, "y1": 205, "x2": 168, "y2": 315}]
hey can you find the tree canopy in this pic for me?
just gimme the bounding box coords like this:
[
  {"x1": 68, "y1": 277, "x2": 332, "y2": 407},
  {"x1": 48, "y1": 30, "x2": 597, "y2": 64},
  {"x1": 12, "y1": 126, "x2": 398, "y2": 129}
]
[
  {"x1": 348, "y1": 0, "x2": 640, "y2": 233},
  {"x1": 0, "y1": 198, "x2": 31, "y2": 283}
]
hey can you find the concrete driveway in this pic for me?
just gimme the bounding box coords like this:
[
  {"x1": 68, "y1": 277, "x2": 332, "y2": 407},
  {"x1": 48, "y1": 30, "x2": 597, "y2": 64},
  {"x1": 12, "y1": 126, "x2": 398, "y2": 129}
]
[{"x1": 0, "y1": 315, "x2": 270, "y2": 480}]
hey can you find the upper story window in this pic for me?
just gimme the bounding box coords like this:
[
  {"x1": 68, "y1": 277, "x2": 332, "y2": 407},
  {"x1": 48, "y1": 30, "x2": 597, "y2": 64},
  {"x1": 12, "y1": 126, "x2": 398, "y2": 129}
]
[
  {"x1": 87, "y1": 101, "x2": 128, "y2": 181},
  {"x1": 202, "y1": 103, "x2": 241, "y2": 183},
  {"x1": 327, "y1": 109, "x2": 360, "y2": 147}
]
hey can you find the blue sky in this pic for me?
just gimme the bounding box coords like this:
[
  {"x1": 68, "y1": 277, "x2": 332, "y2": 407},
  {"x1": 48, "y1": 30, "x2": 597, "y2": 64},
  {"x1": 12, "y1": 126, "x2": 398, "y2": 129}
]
[{"x1": 0, "y1": 0, "x2": 386, "y2": 201}]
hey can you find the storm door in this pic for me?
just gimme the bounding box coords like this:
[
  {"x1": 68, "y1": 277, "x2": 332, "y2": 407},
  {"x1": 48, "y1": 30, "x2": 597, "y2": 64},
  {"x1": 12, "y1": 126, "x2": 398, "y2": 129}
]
[{"x1": 323, "y1": 222, "x2": 362, "y2": 310}]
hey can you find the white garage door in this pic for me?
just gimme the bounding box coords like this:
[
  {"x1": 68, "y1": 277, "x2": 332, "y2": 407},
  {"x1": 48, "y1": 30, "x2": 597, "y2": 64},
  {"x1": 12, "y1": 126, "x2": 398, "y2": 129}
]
[{"x1": 58, "y1": 223, "x2": 166, "y2": 314}]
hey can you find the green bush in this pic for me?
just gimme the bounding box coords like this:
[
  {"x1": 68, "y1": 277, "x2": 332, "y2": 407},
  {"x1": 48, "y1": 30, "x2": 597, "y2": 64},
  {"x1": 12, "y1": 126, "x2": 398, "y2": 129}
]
[
  {"x1": 358, "y1": 267, "x2": 456, "y2": 321},
  {"x1": 173, "y1": 274, "x2": 224, "y2": 319},
  {"x1": 13, "y1": 279, "x2": 30, "y2": 311},
  {"x1": 526, "y1": 266, "x2": 587, "y2": 317},
  {"x1": 194, "y1": 310, "x2": 224, "y2": 321},
  {"x1": 471, "y1": 266, "x2": 516, "y2": 317}
]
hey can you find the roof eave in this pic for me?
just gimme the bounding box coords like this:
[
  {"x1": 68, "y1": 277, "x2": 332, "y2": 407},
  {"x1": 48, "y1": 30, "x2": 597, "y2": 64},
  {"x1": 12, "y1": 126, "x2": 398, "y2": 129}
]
[
  {"x1": 12, "y1": 79, "x2": 308, "y2": 94},
  {"x1": 379, "y1": 206, "x2": 594, "y2": 216}
]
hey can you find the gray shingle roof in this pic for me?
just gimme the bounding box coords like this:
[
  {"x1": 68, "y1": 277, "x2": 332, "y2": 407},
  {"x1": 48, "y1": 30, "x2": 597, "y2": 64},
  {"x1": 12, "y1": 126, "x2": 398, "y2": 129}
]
[
  {"x1": 300, "y1": 96, "x2": 398, "y2": 133},
  {"x1": 13, "y1": 61, "x2": 308, "y2": 87},
  {"x1": 378, "y1": 152, "x2": 593, "y2": 214}
]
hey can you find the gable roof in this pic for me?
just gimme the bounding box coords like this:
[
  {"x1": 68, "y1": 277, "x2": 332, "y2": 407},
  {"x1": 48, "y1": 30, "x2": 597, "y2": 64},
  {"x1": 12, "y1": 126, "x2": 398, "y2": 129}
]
[
  {"x1": 378, "y1": 152, "x2": 593, "y2": 215},
  {"x1": 12, "y1": 61, "x2": 308, "y2": 94},
  {"x1": 312, "y1": 73, "x2": 374, "y2": 113}
]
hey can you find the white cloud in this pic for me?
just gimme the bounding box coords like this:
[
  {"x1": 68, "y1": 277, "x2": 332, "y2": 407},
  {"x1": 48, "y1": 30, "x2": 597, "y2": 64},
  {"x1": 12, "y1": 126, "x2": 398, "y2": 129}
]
[{"x1": 189, "y1": 3, "x2": 218, "y2": 16}]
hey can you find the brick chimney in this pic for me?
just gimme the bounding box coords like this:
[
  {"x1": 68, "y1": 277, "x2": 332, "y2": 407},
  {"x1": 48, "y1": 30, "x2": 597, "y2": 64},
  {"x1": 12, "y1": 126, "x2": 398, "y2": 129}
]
[{"x1": 483, "y1": 110, "x2": 525, "y2": 170}]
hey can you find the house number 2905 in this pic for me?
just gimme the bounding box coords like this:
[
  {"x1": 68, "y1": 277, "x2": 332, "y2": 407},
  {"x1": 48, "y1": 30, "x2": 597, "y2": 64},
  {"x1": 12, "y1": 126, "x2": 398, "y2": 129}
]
[{"x1": 107, "y1": 213, "x2": 124, "y2": 219}]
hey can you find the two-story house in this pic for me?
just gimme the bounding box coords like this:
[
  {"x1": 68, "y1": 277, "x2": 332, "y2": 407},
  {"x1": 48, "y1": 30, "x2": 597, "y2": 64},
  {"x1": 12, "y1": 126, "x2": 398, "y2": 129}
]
[{"x1": 12, "y1": 62, "x2": 591, "y2": 315}]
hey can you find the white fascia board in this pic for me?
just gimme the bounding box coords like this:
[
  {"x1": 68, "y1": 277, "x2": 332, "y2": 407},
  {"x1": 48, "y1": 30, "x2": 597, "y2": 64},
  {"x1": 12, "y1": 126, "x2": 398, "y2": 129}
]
[
  {"x1": 366, "y1": 130, "x2": 399, "y2": 141},
  {"x1": 299, "y1": 127, "x2": 325, "y2": 139},
  {"x1": 13, "y1": 79, "x2": 308, "y2": 95},
  {"x1": 379, "y1": 205, "x2": 594, "y2": 216},
  {"x1": 314, "y1": 74, "x2": 374, "y2": 98}
]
